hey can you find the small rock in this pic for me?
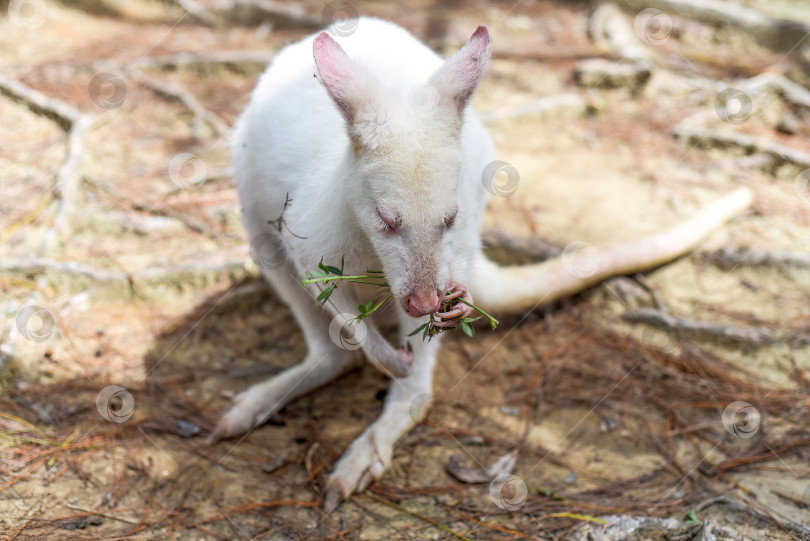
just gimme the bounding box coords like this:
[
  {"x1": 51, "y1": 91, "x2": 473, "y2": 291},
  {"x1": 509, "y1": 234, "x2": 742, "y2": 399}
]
[
  {"x1": 175, "y1": 419, "x2": 201, "y2": 438},
  {"x1": 499, "y1": 405, "x2": 520, "y2": 417},
  {"x1": 599, "y1": 417, "x2": 618, "y2": 433},
  {"x1": 565, "y1": 472, "x2": 577, "y2": 485},
  {"x1": 435, "y1": 494, "x2": 459, "y2": 507}
]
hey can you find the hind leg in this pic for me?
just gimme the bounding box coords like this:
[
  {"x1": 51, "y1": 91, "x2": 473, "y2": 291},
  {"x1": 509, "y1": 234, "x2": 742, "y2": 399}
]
[
  {"x1": 208, "y1": 258, "x2": 362, "y2": 442},
  {"x1": 324, "y1": 314, "x2": 441, "y2": 510}
]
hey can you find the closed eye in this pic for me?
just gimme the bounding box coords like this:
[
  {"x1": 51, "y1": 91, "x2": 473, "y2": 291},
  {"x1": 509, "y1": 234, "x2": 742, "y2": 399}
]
[{"x1": 376, "y1": 208, "x2": 398, "y2": 233}]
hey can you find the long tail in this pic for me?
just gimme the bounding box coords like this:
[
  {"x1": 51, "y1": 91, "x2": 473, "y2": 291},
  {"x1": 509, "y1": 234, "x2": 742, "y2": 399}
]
[{"x1": 470, "y1": 188, "x2": 753, "y2": 313}]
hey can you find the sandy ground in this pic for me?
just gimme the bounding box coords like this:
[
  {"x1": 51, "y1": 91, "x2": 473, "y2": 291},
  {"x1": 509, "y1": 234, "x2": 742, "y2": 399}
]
[{"x1": 1, "y1": 0, "x2": 809, "y2": 539}]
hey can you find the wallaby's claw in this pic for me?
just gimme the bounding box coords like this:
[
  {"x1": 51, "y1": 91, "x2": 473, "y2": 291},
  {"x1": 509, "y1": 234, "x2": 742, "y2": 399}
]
[
  {"x1": 323, "y1": 468, "x2": 376, "y2": 513},
  {"x1": 323, "y1": 431, "x2": 389, "y2": 512},
  {"x1": 323, "y1": 480, "x2": 345, "y2": 513},
  {"x1": 205, "y1": 425, "x2": 224, "y2": 446},
  {"x1": 206, "y1": 412, "x2": 244, "y2": 445},
  {"x1": 435, "y1": 281, "x2": 474, "y2": 327}
]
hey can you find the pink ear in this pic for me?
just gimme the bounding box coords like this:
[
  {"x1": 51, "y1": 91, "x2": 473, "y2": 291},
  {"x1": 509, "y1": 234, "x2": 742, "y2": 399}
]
[
  {"x1": 313, "y1": 32, "x2": 363, "y2": 123},
  {"x1": 429, "y1": 25, "x2": 492, "y2": 114}
]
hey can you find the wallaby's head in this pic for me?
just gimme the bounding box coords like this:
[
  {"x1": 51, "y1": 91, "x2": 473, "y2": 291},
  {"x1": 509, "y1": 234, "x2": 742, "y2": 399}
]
[{"x1": 313, "y1": 25, "x2": 492, "y2": 317}]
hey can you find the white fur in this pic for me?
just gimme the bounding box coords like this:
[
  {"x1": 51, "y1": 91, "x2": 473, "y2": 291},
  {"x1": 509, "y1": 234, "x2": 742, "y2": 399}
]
[
  {"x1": 214, "y1": 17, "x2": 752, "y2": 510},
  {"x1": 219, "y1": 18, "x2": 496, "y2": 509}
]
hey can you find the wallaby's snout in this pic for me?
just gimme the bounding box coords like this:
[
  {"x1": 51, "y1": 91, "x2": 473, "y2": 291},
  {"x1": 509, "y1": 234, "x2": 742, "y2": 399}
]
[{"x1": 403, "y1": 287, "x2": 442, "y2": 317}]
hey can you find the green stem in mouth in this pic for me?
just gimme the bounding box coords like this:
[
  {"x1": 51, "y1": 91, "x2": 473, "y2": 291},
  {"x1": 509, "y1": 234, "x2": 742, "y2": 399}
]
[{"x1": 303, "y1": 258, "x2": 499, "y2": 339}]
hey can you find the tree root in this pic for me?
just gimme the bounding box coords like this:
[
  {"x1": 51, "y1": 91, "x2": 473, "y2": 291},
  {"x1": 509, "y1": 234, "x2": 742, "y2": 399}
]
[
  {"x1": 130, "y1": 51, "x2": 275, "y2": 73},
  {"x1": 130, "y1": 68, "x2": 230, "y2": 138},
  {"x1": 701, "y1": 247, "x2": 810, "y2": 270},
  {"x1": 623, "y1": 307, "x2": 777, "y2": 347},
  {"x1": 478, "y1": 93, "x2": 586, "y2": 123},
  {"x1": 616, "y1": 0, "x2": 810, "y2": 53},
  {"x1": 673, "y1": 121, "x2": 810, "y2": 169},
  {"x1": 0, "y1": 74, "x2": 95, "y2": 251},
  {"x1": 0, "y1": 252, "x2": 250, "y2": 295},
  {"x1": 480, "y1": 228, "x2": 563, "y2": 265}
]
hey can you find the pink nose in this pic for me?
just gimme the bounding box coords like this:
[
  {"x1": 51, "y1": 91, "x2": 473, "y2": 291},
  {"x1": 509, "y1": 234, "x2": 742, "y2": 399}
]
[{"x1": 404, "y1": 289, "x2": 442, "y2": 317}]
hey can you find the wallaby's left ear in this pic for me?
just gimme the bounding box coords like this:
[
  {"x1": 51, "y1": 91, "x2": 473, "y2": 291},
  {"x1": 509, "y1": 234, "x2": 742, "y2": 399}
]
[
  {"x1": 313, "y1": 31, "x2": 379, "y2": 125},
  {"x1": 429, "y1": 25, "x2": 492, "y2": 115}
]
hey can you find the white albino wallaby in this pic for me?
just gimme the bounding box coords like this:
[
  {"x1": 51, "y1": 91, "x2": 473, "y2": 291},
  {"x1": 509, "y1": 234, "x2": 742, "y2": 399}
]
[{"x1": 210, "y1": 17, "x2": 752, "y2": 510}]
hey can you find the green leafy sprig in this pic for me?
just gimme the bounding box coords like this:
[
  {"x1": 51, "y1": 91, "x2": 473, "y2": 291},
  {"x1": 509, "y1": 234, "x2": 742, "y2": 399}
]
[
  {"x1": 408, "y1": 297, "x2": 498, "y2": 340},
  {"x1": 302, "y1": 257, "x2": 499, "y2": 339}
]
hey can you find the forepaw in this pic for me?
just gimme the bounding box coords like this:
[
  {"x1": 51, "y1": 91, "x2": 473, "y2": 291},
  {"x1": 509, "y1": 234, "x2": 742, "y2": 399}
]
[
  {"x1": 433, "y1": 281, "x2": 474, "y2": 328},
  {"x1": 323, "y1": 432, "x2": 391, "y2": 512},
  {"x1": 374, "y1": 346, "x2": 414, "y2": 379}
]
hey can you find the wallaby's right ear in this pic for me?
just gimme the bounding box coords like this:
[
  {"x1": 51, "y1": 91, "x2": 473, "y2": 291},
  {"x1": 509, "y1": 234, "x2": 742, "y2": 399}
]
[
  {"x1": 429, "y1": 25, "x2": 492, "y2": 115},
  {"x1": 313, "y1": 32, "x2": 378, "y2": 125}
]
